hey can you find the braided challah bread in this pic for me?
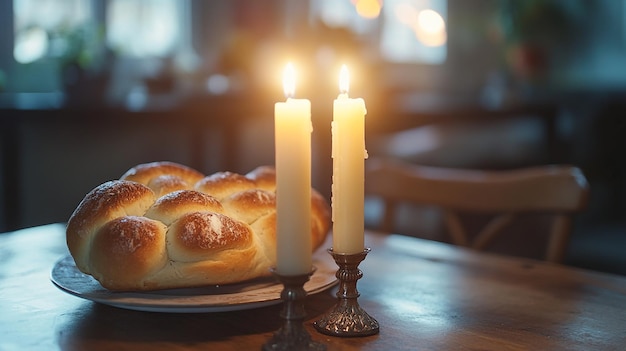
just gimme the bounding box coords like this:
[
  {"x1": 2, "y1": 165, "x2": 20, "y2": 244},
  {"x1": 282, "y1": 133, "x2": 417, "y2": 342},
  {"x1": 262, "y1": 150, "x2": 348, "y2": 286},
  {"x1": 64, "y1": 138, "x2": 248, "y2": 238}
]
[{"x1": 66, "y1": 161, "x2": 331, "y2": 291}]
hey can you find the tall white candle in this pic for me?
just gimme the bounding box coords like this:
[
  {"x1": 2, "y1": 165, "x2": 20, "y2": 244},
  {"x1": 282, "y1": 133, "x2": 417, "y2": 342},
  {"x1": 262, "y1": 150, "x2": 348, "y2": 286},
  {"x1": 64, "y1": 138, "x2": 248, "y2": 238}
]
[
  {"x1": 332, "y1": 65, "x2": 367, "y2": 254},
  {"x1": 274, "y1": 63, "x2": 313, "y2": 275}
]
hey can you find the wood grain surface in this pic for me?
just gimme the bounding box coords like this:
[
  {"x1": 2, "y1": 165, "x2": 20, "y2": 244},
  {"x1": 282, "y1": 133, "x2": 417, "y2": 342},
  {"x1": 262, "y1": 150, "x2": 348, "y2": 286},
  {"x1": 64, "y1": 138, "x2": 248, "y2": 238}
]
[{"x1": 1, "y1": 224, "x2": 624, "y2": 350}]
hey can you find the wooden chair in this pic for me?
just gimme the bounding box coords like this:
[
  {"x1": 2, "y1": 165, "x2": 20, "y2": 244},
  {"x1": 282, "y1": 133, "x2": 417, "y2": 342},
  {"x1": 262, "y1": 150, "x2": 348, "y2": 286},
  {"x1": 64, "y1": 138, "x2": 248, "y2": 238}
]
[{"x1": 365, "y1": 158, "x2": 589, "y2": 263}]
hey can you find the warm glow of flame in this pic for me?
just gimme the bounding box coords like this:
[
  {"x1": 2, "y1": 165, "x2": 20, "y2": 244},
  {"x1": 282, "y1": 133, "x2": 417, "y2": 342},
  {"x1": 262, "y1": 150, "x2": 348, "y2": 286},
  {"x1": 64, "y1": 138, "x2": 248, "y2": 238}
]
[
  {"x1": 354, "y1": 0, "x2": 382, "y2": 19},
  {"x1": 339, "y1": 65, "x2": 350, "y2": 94},
  {"x1": 283, "y1": 62, "x2": 296, "y2": 98}
]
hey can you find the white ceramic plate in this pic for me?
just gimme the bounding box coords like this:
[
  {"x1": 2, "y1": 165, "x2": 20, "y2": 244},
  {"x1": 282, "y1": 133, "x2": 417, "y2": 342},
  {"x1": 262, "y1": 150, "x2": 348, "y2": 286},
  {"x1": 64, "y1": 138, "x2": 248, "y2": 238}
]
[{"x1": 50, "y1": 249, "x2": 337, "y2": 313}]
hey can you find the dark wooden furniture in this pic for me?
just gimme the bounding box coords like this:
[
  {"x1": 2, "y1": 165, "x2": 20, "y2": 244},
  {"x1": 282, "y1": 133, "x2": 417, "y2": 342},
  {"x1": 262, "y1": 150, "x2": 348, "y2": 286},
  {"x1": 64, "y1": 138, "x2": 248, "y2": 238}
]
[
  {"x1": 0, "y1": 92, "x2": 273, "y2": 231},
  {"x1": 365, "y1": 157, "x2": 590, "y2": 262},
  {"x1": 1, "y1": 223, "x2": 625, "y2": 350}
]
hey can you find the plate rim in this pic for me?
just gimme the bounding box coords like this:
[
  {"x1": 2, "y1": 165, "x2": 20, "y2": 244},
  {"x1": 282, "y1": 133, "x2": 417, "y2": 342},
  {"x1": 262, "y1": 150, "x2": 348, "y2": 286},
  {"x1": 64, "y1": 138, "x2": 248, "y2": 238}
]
[{"x1": 50, "y1": 249, "x2": 337, "y2": 313}]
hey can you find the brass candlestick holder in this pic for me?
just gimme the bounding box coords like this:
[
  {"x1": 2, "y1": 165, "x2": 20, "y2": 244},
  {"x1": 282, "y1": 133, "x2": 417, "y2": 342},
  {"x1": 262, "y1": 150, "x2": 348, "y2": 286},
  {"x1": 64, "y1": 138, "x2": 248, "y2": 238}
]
[
  {"x1": 314, "y1": 248, "x2": 379, "y2": 337},
  {"x1": 262, "y1": 268, "x2": 326, "y2": 351}
]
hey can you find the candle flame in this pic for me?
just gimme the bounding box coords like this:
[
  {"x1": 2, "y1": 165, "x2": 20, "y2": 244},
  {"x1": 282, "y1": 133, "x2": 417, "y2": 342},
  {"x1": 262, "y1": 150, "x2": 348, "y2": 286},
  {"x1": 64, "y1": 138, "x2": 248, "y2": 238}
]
[
  {"x1": 283, "y1": 62, "x2": 296, "y2": 98},
  {"x1": 339, "y1": 64, "x2": 350, "y2": 94}
]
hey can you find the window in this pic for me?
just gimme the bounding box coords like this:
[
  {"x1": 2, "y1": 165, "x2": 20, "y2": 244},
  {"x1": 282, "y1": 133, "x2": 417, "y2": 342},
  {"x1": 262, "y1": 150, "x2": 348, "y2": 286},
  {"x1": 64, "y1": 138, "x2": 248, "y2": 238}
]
[
  {"x1": 13, "y1": 0, "x2": 93, "y2": 64},
  {"x1": 106, "y1": 0, "x2": 183, "y2": 58},
  {"x1": 381, "y1": 0, "x2": 447, "y2": 64},
  {"x1": 311, "y1": 0, "x2": 380, "y2": 35},
  {"x1": 13, "y1": 0, "x2": 186, "y2": 62},
  {"x1": 312, "y1": 0, "x2": 447, "y2": 64}
]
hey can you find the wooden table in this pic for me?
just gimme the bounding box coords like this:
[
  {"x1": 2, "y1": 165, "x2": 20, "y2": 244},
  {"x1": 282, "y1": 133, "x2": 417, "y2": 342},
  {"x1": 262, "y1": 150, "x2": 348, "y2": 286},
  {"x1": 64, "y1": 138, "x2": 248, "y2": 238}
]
[{"x1": 1, "y1": 224, "x2": 625, "y2": 350}]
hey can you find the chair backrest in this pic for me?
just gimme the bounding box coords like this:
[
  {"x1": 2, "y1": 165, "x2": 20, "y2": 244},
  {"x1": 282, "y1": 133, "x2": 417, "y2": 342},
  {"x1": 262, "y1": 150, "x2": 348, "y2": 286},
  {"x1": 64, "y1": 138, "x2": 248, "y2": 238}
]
[{"x1": 365, "y1": 158, "x2": 589, "y2": 262}]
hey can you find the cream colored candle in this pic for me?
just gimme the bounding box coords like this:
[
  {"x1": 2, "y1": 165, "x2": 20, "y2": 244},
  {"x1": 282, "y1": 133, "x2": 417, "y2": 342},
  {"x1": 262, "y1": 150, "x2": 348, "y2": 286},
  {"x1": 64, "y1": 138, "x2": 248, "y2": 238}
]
[
  {"x1": 332, "y1": 65, "x2": 367, "y2": 254},
  {"x1": 274, "y1": 63, "x2": 313, "y2": 275}
]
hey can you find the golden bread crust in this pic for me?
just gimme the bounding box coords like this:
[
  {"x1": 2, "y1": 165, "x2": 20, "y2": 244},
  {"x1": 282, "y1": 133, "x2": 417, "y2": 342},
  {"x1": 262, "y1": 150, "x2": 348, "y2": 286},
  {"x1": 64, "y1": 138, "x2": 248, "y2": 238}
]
[{"x1": 66, "y1": 161, "x2": 330, "y2": 291}]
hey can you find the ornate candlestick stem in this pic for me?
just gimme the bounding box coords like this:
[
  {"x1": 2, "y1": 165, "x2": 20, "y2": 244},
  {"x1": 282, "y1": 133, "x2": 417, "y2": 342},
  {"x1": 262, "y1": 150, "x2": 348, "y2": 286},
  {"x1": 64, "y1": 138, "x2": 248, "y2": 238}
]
[
  {"x1": 262, "y1": 269, "x2": 326, "y2": 351},
  {"x1": 314, "y1": 248, "x2": 379, "y2": 337}
]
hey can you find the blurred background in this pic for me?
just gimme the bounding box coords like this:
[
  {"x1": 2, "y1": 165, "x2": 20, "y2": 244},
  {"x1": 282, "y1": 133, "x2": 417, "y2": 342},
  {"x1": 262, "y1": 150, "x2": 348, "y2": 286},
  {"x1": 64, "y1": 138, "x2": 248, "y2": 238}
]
[{"x1": 0, "y1": 0, "x2": 624, "y2": 274}]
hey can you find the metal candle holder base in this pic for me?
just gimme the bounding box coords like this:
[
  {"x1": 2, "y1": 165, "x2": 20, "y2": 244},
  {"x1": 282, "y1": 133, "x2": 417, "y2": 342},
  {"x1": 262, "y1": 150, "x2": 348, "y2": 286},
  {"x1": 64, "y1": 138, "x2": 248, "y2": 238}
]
[
  {"x1": 262, "y1": 268, "x2": 326, "y2": 351},
  {"x1": 314, "y1": 248, "x2": 380, "y2": 337}
]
